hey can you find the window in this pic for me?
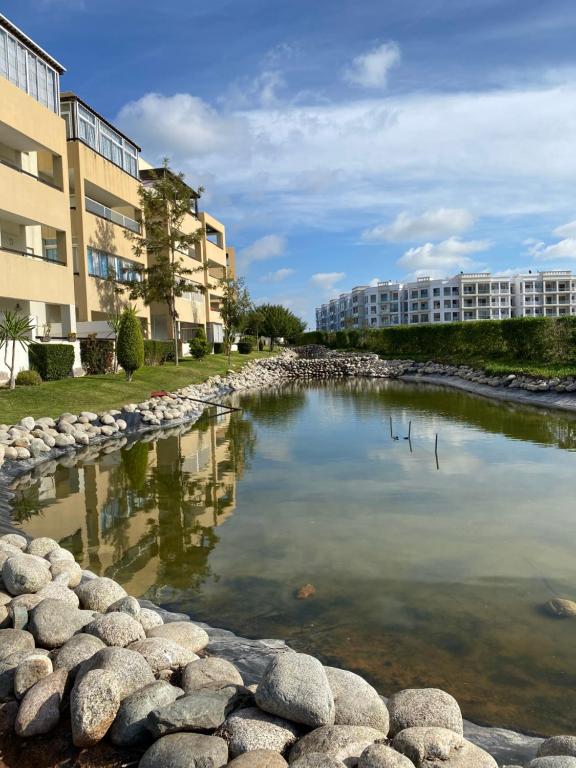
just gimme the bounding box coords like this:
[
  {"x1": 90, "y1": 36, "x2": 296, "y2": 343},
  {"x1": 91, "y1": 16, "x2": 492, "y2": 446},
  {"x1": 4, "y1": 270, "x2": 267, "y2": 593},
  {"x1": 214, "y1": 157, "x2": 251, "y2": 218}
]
[
  {"x1": 525, "y1": 282, "x2": 533, "y2": 291},
  {"x1": 78, "y1": 104, "x2": 97, "y2": 148},
  {"x1": 0, "y1": 25, "x2": 61, "y2": 113},
  {"x1": 444, "y1": 312, "x2": 451, "y2": 321},
  {"x1": 433, "y1": 288, "x2": 440, "y2": 296},
  {"x1": 370, "y1": 295, "x2": 376, "y2": 302},
  {"x1": 443, "y1": 287, "x2": 451, "y2": 296},
  {"x1": 411, "y1": 290, "x2": 418, "y2": 298},
  {"x1": 87, "y1": 247, "x2": 141, "y2": 282},
  {"x1": 420, "y1": 289, "x2": 428, "y2": 298},
  {"x1": 444, "y1": 300, "x2": 451, "y2": 308},
  {"x1": 434, "y1": 313, "x2": 440, "y2": 321}
]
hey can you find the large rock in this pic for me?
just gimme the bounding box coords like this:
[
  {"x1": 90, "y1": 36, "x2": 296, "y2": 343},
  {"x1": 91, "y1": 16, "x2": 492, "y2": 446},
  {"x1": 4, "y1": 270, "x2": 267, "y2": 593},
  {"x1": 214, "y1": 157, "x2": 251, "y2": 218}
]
[
  {"x1": 529, "y1": 761, "x2": 576, "y2": 768},
  {"x1": 545, "y1": 599, "x2": 576, "y2": 618},
  {"x1": 3, "y1": 555, "x2": 52, "y2": 595},
  {"x1": 14, "y1": 668, "x2": 68, "y2": 737},
  {"x1": 228, "y1": 751, "x2": 288, "y2": 767},
  {"x1": 359, "y1": 743, "x2": 415, "y2": 767},
  {"x1": 325, "y1": 667, "x2": 389, "y2": 732},
  {"x1": 393, "y1": 727, "x2": 497, "y2": 767},
  {"x1": 148, "y1": 686, "x2": 251, "y2": 737},
  {"x1": 110, "y1": 680, "x2": 182, "y2": 748},
  {"x1": 217, "y1": 706, "x2": 301, "y2": 758},
  {"x1": 70, "y1": 668, "x2": 121, "y2": 747},
  {"x1": 128, "y1": 637, "x2": 198, "y2": 674},
  {"x1": 256, "y1": 652, "x2": 335, "y2": 727},
  {"x1": 182, "y1": 657, "x2": 244, "y2": 693},
  {"x1": 52, "y1": 633, "x2": 106, "y2": 676},
  {"x1": 107, "y1": 595, "x2": 141, "y2": 618},
  {"x1": 388, "y1": 689, "x2": 463, "y2": 736},
  {"x1": 51, "y1": 560, "x2": 82, "y2": 588},
  {"x1": 28, "y1": 599, "x2": 93, "y2": 648},
  {"x1": 76, "y1": 647, "x2": 155, "y2": 699},
  {"x1": 14, "y1": 654, "x2": 53, "y2": 699},
  {"x1": 35, "y1": 582, "x2": 80, "y2": 607},
  {"x1": 139, "y1": 732, "x2": 228, "y2": 768},
  {"x1": 1, "y1": 534, "x2": 27, "y2": 550},
  {"x1": 84, "y1": 612, "x2": 145, "y2": 647},
  {"x1": 75, "y1": 577, "x2": 127, "y2": 612},
  {"x1": 0, "y1": 629, "x2": 35, "y2": 662},
  {"x1": 46, "y1": 547, "x2": 76, "y2": 565},
  {"x1": 0, "y1": 648, "x2": 49, "y2": 701},
  {"x1": 139, "y1": 608, "x2": 164, "y2": 631},
  {"x1": 146, "y1": 620, "x2": 209, "y2": 653},
  {"x1": 291, "y1": 757, "x2": 348, "y2": 768},
  {"x1": 0, "y1": 700, "x2": 18, "y2": 734},
  {"x1": 289, "y1": 725, "x2": 386, "y2": 765},
  {"x1": 539, "y1": 738, "x2": 576, "y2": 758},
  {"x1": 26, "y1": 537, "x2": 59, "y2": 558}
]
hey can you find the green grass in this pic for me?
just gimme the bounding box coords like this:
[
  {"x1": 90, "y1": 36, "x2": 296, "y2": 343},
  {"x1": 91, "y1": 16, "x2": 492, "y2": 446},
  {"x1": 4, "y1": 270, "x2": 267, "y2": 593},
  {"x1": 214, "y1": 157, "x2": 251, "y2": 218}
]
[
  {"x1": 395, "y1": 353, "x2": 576, "y2": 379},
  {"x1": 0, "y1": 351, "x2": 272, "y2": 425}
]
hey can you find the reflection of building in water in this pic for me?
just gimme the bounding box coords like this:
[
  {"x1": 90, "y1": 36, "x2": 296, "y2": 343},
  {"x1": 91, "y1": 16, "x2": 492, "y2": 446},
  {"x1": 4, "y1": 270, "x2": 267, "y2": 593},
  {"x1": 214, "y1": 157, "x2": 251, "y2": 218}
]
[{"x1": 18, "y1": 413, "x2": 243, "y2": 597}]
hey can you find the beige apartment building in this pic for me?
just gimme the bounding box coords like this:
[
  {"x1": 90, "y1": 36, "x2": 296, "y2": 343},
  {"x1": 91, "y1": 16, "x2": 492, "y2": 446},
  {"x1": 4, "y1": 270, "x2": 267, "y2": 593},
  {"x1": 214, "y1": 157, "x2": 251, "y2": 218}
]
[{"x1": 0, "y1": 16, "x2": 76, "y2": 345}]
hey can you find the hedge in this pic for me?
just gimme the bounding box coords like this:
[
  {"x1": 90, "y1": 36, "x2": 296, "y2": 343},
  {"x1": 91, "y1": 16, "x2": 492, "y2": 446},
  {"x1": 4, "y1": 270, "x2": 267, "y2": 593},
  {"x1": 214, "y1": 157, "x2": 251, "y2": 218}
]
[
  {"x1": 29, "y1": 343, "x2": 75, "y2": 380},
  {"x1": 143, "y1": 340, "x2": 176, "y2": 366},
  {"x1": 299, "y1": 317, "x2": 576, "y2": 363},
  {"x1": 80, "y1": 337, "x2": 114, "y2": 375}
]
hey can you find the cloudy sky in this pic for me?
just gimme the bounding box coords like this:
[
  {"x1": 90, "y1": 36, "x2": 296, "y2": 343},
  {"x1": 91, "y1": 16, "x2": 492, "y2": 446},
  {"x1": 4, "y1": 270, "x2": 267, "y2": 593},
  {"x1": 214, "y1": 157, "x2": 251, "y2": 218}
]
[{"x1": 9, "y1": 0, "x2": 576, "y2": 325}]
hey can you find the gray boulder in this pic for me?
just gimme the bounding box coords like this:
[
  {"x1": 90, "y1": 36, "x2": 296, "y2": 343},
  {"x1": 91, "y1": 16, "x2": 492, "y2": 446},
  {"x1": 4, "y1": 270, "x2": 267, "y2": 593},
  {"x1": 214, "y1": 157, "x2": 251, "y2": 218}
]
[
  {"x1": 51, "y1": 560, "x2": 82, "y2": 588},
  {"x1": 71, "y1": 668, "x2": 121, "y2": 747},
  {"x1": 182, "y1": 657, "x2": 244, "y2": 693},
  {"x1": 84, "y1": 612, "x2": 145, "y2": 647},
  {"x1": 14, "y1": 654, "x2": 53, "y2": 699},
  {"x1": 289, "y1": 725, "x2": 386, "y2": 765},
  {"x1": 28, "y1": 599, "x2": 93, "y2": 648},
  {"x1": 3, "y1": 555, "x2": 52, "y2": 595},
  {"x1": 139, "y1": 607, "x2": 164, "y2": 631},
  {"x1": 529, "y1": 760, "x2": 576, "y2": 768},
  {"x1": 107, "y1": 595, "x2": 141, "y2": 618},
  {"x1": 26, "y1": 537, "x2": 59, "y2": 558},
  {"x1": 1, "y1": 534, "x2": 27, "y2": 550},
  {"x1": 75, "y1": 576, "x2": 127, "y2": 612},
  {"x1": 128, "y1": 637, "x2": 198, "y2": 674},
  {"x1": 35, "y1": 582, "x2": 80, "y2": 607},
  {"x1": 0, "y1": 700, "x2": 18, "y2": 734},
  {"x1": 325, "y1": 667, "x2": 389, "y2": 732},
  {"x1": 14, "y1": 668, "x2": 68, "y2": 737},
  {"x1": 291, "y1": 757, "x2": 348, "y2": 768},
  {"x1": 52, "y1": 633, "x2": 106, "y2": 676},
  {"x1": 147, "y1": 685, "x2": 251, "y2": 737},
  {"x1": 76, "y1": 647, "x2": 155, "y2": 699},
  {"x1": 0, "y1": 628, "x2": 35, "y2": 662},
  {"x1": 539, "y1": 738, "x2": 576, "y2": 758},
  {"x1": 388, "y1": 689, "x2": 463, "y2": 736},
  {"x1": 393, "y1": 727, "x2": 497, "y2": 767},
  {"x1": 256, "y1": 652, "x2": 335, "y2": 727},
  {"x1": 217, "y1": 706, "x2": 301, "y2": 757},
  {"x1": 146, "y1": 620, "x2": 209, "y2": 653},
  {"x1": 139, "y1": 732, "x2": 228, "y2": 768},
  {"x1": 0, "y1": 648, "x2": 49, "y2": 701},
  {"x1": 360, "y1": 743, "x2": 415, "y2": 767},
  {"x1": 110, "y1": 680, "x2": 182, "y2": 748}
]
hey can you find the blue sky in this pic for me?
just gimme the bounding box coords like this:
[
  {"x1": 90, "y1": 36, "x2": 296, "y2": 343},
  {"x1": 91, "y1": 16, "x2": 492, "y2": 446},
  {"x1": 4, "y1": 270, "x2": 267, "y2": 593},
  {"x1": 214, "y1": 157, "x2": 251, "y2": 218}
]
[{"x1": 8, "y1": 0, "x2": 576, "y2": 326}]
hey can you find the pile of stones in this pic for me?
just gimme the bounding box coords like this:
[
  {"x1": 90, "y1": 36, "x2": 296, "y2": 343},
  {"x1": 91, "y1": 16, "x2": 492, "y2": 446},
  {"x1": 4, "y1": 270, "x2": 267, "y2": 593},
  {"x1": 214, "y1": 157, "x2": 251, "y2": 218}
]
[
  {"x1": 0, "y1": 534, "x2": 573, "y2": 767},
  {"x1": 262, "y1": 353, "x2": 400, "y2": 380}
]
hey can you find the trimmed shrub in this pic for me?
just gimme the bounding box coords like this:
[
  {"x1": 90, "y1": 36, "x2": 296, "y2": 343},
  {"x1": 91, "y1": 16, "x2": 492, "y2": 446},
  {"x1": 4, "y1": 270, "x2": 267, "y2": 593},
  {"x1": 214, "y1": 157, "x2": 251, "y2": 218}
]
[
  {"x1": 347, "y1": 329, "x2": 360, "y2": 348},
  {"x1": 189, "y1": 327, "x2": 208, "y2": 359},
  {"x1": 80, "y1": 336, "x2": 114, "y2": 375},
  {"x1": 117, "y1": 307, "x2": 144, "y2": 381},
  {"x1": 29, "y1": 343, "x2": 75, "y2": 381},
  {"x1": 333, "y1": 330, "x2": 349, "y2": 349},
  {"x1": 213, "y1": 342, "x2": 223, "y2": 354},
  {"x1": 16, "y1": 369, "x2": 42, "y2": 386},
  {"x1": 238, "y1": 335, "x2": 255, "y2": 354},
  {"x1": 296, "y1": 331, "x2": 327, "y2": 346},
  {"x1": 143, "y1": 340, "x2": 174, "y2": 366}
]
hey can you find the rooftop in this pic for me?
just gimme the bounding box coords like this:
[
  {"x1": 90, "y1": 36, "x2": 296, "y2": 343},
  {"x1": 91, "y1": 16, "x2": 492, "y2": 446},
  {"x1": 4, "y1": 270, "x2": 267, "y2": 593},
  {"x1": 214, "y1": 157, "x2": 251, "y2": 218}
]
[{"x1": 61, "y1": 92, "x2": 141, "y2": 151}]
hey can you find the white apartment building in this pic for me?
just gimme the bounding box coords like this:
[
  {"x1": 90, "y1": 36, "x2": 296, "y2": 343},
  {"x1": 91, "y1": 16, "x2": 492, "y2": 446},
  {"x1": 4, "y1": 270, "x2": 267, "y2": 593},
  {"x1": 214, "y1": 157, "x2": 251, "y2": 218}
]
[{"x1": 316, "y1": 271, "x2": 574, "y2": 331}]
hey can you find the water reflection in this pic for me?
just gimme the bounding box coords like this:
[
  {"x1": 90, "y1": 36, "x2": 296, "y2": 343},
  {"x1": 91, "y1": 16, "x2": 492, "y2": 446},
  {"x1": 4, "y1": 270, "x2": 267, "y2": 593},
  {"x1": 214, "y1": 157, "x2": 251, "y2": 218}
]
[{"x1": 12, "y1": 380, "x2": 576, "y2": 734}]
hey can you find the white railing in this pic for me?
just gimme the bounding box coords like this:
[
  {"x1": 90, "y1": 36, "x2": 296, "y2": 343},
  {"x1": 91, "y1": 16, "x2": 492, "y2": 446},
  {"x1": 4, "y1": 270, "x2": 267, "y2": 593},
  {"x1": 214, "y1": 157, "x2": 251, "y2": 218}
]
[{"x1": 85, "y1": 196, "x2": 141, "y2": 233}]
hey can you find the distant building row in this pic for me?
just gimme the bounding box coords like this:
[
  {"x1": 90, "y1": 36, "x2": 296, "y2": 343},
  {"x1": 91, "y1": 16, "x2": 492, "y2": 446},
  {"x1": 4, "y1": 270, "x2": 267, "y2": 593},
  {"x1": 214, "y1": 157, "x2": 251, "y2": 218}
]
[
  {"x1": 316, "y1": 271, "x2": 576, "y2": 332},
  {"x1": 0, "y1": 13, "x2": 234, "y2": 377}
]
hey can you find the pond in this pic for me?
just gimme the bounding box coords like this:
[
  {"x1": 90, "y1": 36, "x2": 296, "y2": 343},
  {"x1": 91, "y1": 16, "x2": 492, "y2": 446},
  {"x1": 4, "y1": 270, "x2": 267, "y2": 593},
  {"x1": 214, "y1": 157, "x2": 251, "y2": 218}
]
[{"x1": 11, "y1": 379, "x2": 576, "y2": 735}]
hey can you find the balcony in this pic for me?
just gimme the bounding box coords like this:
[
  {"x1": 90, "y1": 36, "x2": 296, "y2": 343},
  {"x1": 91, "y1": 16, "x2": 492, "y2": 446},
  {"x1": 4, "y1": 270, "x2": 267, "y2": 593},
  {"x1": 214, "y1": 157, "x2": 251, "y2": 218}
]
[
  {"x1": 0, "y1": 156, "x2": 62, "y2": 191},
  {"x1": 85, "y1": 196, "x2": 141, "y2": 233}
]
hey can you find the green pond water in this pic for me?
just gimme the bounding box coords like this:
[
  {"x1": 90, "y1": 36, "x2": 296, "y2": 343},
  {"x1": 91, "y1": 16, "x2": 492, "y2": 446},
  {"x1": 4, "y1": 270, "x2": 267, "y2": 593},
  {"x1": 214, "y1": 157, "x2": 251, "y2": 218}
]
[{"x1": 12, "y1": 379, "x2": 576, "y2": 735}]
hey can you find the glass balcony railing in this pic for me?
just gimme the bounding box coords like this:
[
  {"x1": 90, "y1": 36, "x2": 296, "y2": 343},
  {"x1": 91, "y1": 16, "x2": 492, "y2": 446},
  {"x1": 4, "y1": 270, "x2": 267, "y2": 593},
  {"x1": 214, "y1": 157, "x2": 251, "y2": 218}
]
[{"x1": 85, "y1": 196, "x2": 141, "y2": 233}]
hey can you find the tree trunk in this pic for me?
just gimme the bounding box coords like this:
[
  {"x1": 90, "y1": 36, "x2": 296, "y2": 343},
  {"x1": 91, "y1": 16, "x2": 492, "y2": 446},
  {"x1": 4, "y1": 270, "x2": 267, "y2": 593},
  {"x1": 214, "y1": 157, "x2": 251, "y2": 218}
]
[
  {"x1": 270, "y1": 337, "x2": 275, "y2": 351},
  {"x1": 9, "y1": 341, "x2": 16, "y2": 390},
  {"x1": 172, "y1": 314, "x2": 179, "y2": 366}
]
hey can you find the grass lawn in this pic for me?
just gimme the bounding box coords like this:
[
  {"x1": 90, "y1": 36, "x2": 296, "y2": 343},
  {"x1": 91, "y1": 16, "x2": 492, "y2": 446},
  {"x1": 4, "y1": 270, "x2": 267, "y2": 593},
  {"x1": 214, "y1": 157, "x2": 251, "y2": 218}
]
[{"x1": 0, "y1": 351, "x2": 272, "y2": 425}]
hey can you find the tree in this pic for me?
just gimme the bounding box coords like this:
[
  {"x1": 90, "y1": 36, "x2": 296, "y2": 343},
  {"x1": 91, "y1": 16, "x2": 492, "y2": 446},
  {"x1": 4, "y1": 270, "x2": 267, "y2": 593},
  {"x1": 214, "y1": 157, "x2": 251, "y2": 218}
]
[
  {"x1": 257, "y1": 304, "x2": 306, "y2": 349},
  {"x1": 125, "y1": 159, "x2": 204, "y2": 366},
  {"x1": 244, "y1": 307, "x2": 265, "y2": 350},
  {"x1": 0, "y1": 310, "x2": 35, "y2": 390},
  {"x1": 189, "y1": 326, "x2": 208, "y2": 359},
  {"x1": 116, "y1": 306, "x2": 144, "y2": 381},
  {"x1": 106, "y1": 311, "x2": 122, "y2": 373},
  {"x1": 219, "y1": 277, "x2": 252, "y2": 368}
]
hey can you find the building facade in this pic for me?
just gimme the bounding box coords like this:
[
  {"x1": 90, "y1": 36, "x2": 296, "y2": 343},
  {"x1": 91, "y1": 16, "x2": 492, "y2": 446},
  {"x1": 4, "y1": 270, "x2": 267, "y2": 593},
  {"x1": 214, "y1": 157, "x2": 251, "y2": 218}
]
[
  {"x1": 316, "y1": 271, "x2": 576, "y2": 332},
  {"x1": 0, "y1": 13, "x2": 235, "y2": 378}
]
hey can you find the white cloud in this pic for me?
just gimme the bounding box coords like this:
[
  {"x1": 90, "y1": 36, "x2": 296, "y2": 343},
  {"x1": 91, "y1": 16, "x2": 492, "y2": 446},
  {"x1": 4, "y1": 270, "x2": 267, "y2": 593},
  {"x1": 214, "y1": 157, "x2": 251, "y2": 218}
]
[
  {"x1": 237, "y1": 234, "x2": 286, "y2": 270},
  {"x1": 363, "y1": 208, "x2": 475, "y2": 242},
  {"x1": 528, "y1": 238, "x2": 576, "y2": 261},
  {"x1": 343, "y1": 42, "x2": 401, "y2": 89},
  {"x1": 259, "y1": 268, "x2": 295, "y2": 284},
  {"x1": 310, "y1": 272, "x2": 346, "y2": 292},
  {"x1": 368, "y1": 277, "x2": 381, "y2": 287},
  {"x1": 398, "y1": 238, "x2": 490, "y2": 277},
  {"x1": 553, "y1": 219, "x2": 576, "y2": 238}
]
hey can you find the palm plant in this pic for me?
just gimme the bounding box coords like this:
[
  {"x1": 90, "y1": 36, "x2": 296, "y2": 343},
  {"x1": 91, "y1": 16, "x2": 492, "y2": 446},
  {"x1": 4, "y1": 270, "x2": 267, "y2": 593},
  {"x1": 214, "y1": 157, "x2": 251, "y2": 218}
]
[{"x1": 0, "y1": 310, "x2": 36, "y2": 389}]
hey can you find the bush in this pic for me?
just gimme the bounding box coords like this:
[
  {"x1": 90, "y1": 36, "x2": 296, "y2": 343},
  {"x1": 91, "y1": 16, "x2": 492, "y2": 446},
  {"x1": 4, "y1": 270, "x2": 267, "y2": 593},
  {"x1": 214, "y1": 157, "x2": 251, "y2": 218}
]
[
  {"x1": 29, "y1": 343, "x2": 75, "y2": 381},
  {"x1": 258, "y1": 338, "x2": 266, "y2": 351},
  {"x1": 189, "y1": 327, "x2": 208, "y2": 359},
  {"x1": 80, "y1": 336, "x2": 114, "y2": 375},
  {"x1": 333, "y1": 330, "x2": 349, "y2": 349},
  {"x1": 16, "y1": 369, "x2": 42, "y2": 386},
  {"x1": 143, "y1": 340, "x2": 174, "y2": 366},
  {"x1": 238, "y1": 335, "x2": 255, "y2": 354},
  {"x1": 213, "y1": 342, "x2": 223, "y2": 354},
  {"x1": 117, "y1": 307, "x2": 144, "y2": 381}
]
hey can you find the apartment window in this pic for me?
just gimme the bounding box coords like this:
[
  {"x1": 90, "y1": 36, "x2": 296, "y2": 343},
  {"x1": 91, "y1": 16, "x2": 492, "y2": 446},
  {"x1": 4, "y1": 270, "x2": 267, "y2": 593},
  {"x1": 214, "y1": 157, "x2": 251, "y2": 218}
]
[
  {"x1": 411, "y1": 290, "x2": 418, "y2": 299},
  {"x1": 433, "y1": 288, "x2": 440, "y2": 296},
  {"x1": 444, "y1": 300, "x2": 451, "y2": 308},
  {"x1": 420, "y1": 302, "x2": 428, "y2": 310},
  {"x1": 525, "y1": 282, "x2": 533, "y2": 291},
  {"x1": 453, "y1": 312, "x2": 459, "y2": 320},
  {"x1": 443, "y1": 287, "x2": 451, "y2": 295},
  {"x1": 0, "y1": 27, "x2": 60, "y2": 112},
  {"x1": 434, "y1": 313, "x2": 440, "y2": 321},
  {"x1": 420, "y1": 289, "x2": 428, "y2": 298},
  {"x1": 444, "y1": 312, "x2": 451, "y2": 321},
  {"x1": 392, "y1": 292, "x2": 399, "y2": 299},
  {"x1": 87, "y1": 247, "x2": 141, "y2": 282},
  {"x1": 42, "y1": 238, "x2": 58, "y2": 262},
  {"x1": 380, "y1": 293, "x2": 388, "y2": 302},
  {"x1": 100, "y1": 124, "x2": 123, "y2": 167},
  {"x1": 411, "y1": 302, "x2": 418, "y2": 311},
  {"x1": 370, "y1": 295, "x2": 376, "y2": 302},
  {"x1": 78, "y1": 104, "x2": 97, "y2": 147},
  {"x1": 500, "y1": 282, "x2": 509, "y2": 290}
]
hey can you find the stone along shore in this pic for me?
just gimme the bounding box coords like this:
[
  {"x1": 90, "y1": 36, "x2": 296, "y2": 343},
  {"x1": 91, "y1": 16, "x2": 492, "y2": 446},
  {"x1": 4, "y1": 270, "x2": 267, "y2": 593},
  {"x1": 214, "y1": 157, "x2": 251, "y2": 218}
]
[{"x1": 0, "y1": 534, "x2": 574, "y2": 768}]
